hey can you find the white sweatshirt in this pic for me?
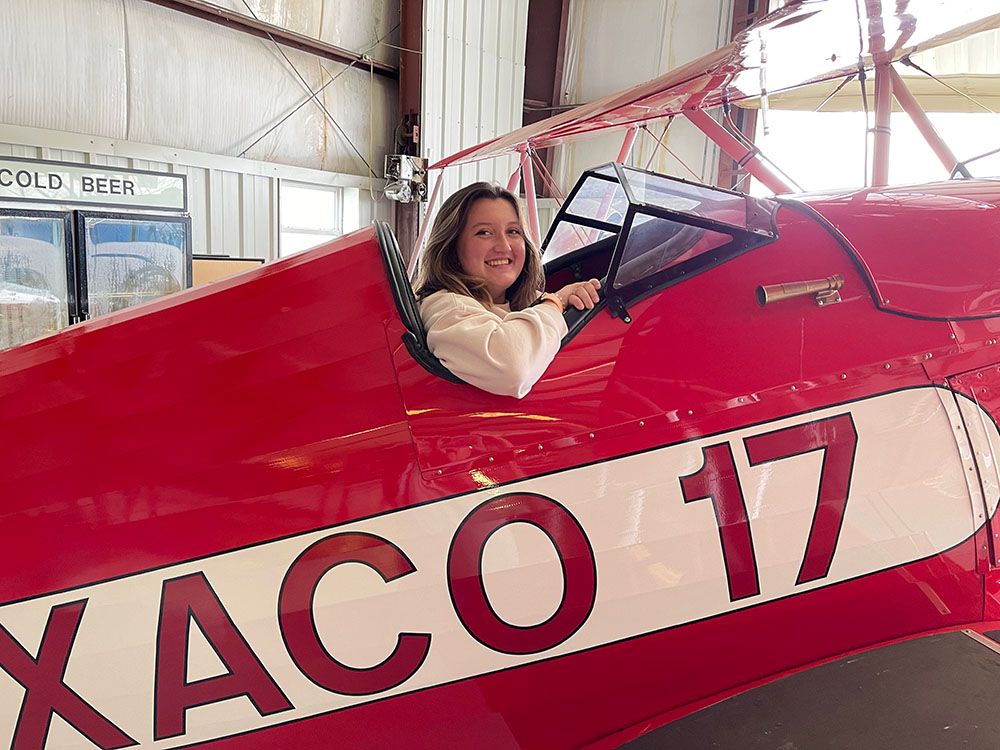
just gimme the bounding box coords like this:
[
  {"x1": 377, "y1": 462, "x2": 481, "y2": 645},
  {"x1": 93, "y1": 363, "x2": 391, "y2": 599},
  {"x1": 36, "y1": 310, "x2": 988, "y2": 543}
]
[{"x1": 419, "y1": 290, "x2": 569, "y2": 399}]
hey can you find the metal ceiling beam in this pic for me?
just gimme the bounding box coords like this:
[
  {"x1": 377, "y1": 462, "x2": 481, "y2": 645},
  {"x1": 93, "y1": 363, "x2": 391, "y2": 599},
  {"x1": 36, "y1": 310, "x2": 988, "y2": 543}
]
[
  {"x1": 140, "y1": 0, "x2": 399, "y2": 80},
  {"x1": 523, "y1": 0, "x2": 572, "y2": 198}
]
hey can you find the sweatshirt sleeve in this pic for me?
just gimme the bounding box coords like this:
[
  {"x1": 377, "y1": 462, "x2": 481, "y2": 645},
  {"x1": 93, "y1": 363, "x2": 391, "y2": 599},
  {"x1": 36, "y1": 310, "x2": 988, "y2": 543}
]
[{"x1": 419, "y1": 291, "x2": 569, "y2": 399}]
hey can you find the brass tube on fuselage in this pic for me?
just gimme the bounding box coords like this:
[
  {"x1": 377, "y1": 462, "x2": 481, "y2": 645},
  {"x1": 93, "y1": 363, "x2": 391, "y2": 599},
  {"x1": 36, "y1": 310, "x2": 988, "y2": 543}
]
[{"x1": 756, "y1": 275, "x2": 844, "y2": 307}]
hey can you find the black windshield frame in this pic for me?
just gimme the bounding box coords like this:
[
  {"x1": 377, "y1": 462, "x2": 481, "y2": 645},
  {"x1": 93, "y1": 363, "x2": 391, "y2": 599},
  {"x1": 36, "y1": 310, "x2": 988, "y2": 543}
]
[
  {"x1": 543, "y1": 163, "x2": 780, "y2": 319},
  {"x1": 540, "y1": 170, "x2": 623, "y2": 259}
]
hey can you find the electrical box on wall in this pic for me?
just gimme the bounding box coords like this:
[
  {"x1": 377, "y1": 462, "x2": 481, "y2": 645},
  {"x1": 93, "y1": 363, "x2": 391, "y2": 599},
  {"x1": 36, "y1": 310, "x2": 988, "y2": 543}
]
[{"x1": 383, "y1": 155, "x2": 427, "y2": 203}]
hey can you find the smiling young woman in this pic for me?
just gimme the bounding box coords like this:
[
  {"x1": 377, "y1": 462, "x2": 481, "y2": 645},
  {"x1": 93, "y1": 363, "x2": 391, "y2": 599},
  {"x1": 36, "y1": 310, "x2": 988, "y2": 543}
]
[{"x1": 414, "y1": 182, "x2": 600, "y2": 398}]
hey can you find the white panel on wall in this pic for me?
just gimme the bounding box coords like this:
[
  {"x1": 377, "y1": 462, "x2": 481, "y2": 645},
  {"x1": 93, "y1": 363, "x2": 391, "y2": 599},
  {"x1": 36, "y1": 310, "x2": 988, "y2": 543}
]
[
  {"x1": 460, "y1": 2, "x2": 483, "y2": 190},
  {"x1": 174, "y1": 164, "x2": 210, "y2": 255},
  {"x1": 89, "y1": 154, "x2": 130, "y2": 168},
  {"x1": 444, "y1": 5, "x2": 465, "y2": 179},
  {"x1": 0, "y1": 0, "x2": 127, "y2": 140},
  {"x1": 477, "y1": 58, "x2": 499, "y2": 184},
  {"x1": 39, "y1": 148, "x2": 88, "y2": 164},
  {"x1": 209, "y1": 170, "x2": 244, "y2": 258},
  {"x1": 243, "y1": 173, "x2": 276, "y2": 260},
  {"x1": 129, "y1": 159, "x2": 171, "y2": 172}
]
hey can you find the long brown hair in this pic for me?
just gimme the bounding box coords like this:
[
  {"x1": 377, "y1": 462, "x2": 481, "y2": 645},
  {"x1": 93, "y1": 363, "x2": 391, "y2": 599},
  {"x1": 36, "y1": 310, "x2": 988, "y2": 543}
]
[{"x1": 414, "y1": 182, "x2": 543, "y2": 310}]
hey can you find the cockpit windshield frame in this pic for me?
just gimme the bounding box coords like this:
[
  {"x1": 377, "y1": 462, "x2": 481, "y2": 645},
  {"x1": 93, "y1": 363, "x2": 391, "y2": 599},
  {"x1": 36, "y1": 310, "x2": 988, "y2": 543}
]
[
  {"x1": 542, "y1": 163, "x2": 780, "y2": 319},
  {"x1": 539, "y1": 170, "x2": 623, "y2": 259}
]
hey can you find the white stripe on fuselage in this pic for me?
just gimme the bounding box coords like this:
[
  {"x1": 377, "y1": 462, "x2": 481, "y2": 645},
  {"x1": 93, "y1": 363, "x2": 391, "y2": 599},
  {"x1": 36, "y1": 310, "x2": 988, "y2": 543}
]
[{"x1": 0, "y1": 386, "x2": 995, "y2": 749}]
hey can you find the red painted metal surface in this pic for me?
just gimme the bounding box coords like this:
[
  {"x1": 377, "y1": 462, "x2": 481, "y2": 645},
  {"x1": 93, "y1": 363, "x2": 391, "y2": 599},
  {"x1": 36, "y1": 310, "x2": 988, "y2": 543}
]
[
  {"x1": 801, "y1": 181, "x2": 1000, "y2": 319},
  {"x1": 182, "y1": 550, "x2": 983, "y2": 750},
  {"x1": 4, "y1": 178, "x2": 1000, "y2": 748},
  {"x1": 615, "y1": 125, "x2": 639, "y2": 165},
  {"x1": 0, "y1": 230, "x2": 420, "y2": 603}
]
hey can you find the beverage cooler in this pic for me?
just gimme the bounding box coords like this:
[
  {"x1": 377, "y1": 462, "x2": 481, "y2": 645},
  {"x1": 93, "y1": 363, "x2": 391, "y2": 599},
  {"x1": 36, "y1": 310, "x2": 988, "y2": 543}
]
[{"x1": 0, "y1": 157, "x2": 191, "y2": 349}]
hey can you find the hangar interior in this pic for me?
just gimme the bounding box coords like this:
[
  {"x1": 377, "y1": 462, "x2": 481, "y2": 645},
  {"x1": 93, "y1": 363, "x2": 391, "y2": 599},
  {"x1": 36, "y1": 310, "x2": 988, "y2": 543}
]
[{"x1": 8, "y1": 4, "x2": 1000, "y2": 749}]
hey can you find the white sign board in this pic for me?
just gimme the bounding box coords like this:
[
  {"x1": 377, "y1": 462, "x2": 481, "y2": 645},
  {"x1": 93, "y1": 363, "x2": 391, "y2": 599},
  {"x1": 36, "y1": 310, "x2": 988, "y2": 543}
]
[{"x1": 0, "y1": 157, "x2": 186, "y2": 211}]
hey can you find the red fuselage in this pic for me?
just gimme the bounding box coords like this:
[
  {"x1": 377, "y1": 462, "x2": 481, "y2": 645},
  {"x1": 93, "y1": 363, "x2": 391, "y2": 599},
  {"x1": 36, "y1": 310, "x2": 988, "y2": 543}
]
[{"x1": 3, "y1": 180, "x2": 1000, "y2": 749}]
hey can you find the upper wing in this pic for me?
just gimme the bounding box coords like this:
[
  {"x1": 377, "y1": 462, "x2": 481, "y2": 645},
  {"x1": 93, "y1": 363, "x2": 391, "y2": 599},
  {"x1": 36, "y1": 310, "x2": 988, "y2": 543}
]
[{"x1": 431, "y1": 0, "x2": 1000, "y2": 169}]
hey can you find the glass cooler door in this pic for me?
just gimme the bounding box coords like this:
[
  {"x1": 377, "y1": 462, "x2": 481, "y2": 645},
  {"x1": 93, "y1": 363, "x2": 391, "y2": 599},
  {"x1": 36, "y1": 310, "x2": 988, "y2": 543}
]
[
  {"x1": 76, "y1": 211, "x2": 192, "y2": 319},
  {"x1": 0, "y1": 209, "x2": 74, "y2": 349}
]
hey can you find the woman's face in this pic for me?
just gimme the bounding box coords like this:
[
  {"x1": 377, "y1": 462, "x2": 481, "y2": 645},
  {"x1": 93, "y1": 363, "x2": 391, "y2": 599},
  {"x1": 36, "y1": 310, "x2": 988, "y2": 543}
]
[{"x1": 456, "y1": 197, "x2": 526, "y2": 304}]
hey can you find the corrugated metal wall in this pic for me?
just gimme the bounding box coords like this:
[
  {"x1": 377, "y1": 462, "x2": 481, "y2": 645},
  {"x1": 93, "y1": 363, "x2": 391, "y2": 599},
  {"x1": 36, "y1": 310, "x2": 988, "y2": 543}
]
[
  {"x1": 0, "y1": 0, "x2": 398, "y2": 178},
  {"x1": 421, "y1": 0, "x2": 529, "y2": 226},
  {"x1": 416, "y1": 0, "x2": 732, "y2": 249},
  {"x1": 0, "y1": 127, "x2": 392, "y2": 260},
  {"x1": 0, "y1": 0, "x2": 401, "y2": 261}
]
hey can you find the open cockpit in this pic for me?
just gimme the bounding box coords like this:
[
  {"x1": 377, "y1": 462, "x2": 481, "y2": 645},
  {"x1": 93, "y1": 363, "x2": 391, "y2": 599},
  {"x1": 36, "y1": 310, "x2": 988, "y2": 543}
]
[
  {"x1": 541, "y1": 163, "x2": 780, "y2": 326},
  {"x1": 378, "y1": 165, "x2": 782, "y2": 383}
]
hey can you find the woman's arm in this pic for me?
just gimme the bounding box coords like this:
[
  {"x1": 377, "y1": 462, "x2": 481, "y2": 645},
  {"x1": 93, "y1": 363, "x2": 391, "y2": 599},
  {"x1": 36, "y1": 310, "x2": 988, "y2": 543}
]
[{"x1": 420, "y1": 292, "x2": 569, "y2": 399}]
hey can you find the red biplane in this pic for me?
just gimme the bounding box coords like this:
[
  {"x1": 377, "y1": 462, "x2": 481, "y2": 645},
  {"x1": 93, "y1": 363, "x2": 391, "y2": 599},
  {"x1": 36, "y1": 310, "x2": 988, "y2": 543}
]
[{"x1": 5, "y1": 1, "x2": 1000, "y2": 748}]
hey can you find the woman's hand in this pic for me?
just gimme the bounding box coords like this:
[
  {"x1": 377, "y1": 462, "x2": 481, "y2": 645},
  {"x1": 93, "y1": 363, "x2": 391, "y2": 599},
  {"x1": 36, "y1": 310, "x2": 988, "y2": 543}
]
[{"x1": 555, "y1": 278, "x2": 602, "y2": 310}]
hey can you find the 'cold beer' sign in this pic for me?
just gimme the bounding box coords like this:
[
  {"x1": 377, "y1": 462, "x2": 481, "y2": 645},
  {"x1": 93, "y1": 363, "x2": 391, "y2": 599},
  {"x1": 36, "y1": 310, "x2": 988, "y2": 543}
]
[{"x1": 0, "y1": 157, "x2": 186, "y2": 210}]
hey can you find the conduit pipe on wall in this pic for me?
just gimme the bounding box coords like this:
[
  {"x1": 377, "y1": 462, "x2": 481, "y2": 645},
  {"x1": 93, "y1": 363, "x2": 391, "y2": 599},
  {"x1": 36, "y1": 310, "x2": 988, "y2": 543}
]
[{"x1": 141, "y1": 0, "x2": 399, "y2": 79}]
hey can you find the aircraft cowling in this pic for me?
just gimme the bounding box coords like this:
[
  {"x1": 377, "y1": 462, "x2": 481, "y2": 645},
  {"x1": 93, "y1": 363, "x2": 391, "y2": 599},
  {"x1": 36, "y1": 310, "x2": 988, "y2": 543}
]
[{"x1": 800, "y1": 180, "x2": 1000, "y2": 319}]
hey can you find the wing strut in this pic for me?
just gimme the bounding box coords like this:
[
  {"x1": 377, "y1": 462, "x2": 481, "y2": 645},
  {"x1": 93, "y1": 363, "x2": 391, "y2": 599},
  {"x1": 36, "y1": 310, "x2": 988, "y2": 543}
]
[
  {"x1": 616, "y1": 125, "x2": 640, "y2": 164},
  {"x1": 685, "y1": 109, "x2": 794, "y2": 194},
  {"x1": 520, "y1": 146, "x2": 542, "y2": 247},
  {"x1": 889, "y1": 66, "x2": 970, "y2": 179},
  {"x1": 872, "y1": 63, "x2": 894, "y2": 186}
]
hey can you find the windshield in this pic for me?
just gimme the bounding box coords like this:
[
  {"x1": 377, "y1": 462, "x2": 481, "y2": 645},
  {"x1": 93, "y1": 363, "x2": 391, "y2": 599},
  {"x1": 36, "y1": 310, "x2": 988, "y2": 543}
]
[
  {"x1": 565, "y1": 176, "x2": 629, "y2": 227},
  {"x1": 621, "y1": 169, "x2": 752, "y2": 230},
  {"x1": 545, "y1": 221, "x2": 615, "y2": 261},
  {"x1": 614, "y1": 214, "x2": 733, "y2": 289},
  {"x1": 543, "y1": 163, "x2": 778, "y2": 297}
]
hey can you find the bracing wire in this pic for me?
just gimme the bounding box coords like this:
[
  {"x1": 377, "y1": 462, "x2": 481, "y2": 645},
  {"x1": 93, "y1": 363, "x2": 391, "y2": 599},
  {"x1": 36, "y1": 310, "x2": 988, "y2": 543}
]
[
  {"x1": 900, "y1": 55, "x2": 996, "y2": 114},
  {"x1": 530, "y1": 149, "x2": 567, "y2": 203},
  {"x1": 528, "y1": 147, "x2": 597, "y2": 251},
  {"x1": 528, "y1": 147, "x2": 590, "y2": 251},
  {"x1": 814, "y1": 73, "x2": 858, "y2": 113},
  {"x1": 895, "y1": 57, "x2": 996, "y2": 179},
  {"x1": 236, "y1": 8, "x2": 399, "y2": 173},
  {"x1": 721, "y1": 103, "x2": 804, "y2": 192},
  {"x1": 369, "y1": 55, "x2": 378, "y2": 200},
  {"x1": 639, "y1": 122, "x2": 701, "y2": 180},
  {"x1": 643, "y1": 120, "x2": 672, "y2": 171},
  {"x1": 239, "y1": 0, "x2": 377, "y2": 176},
  {"x1": 853, "y1": 0, "x2": 870, "y2": 186},
  {"x1": 859, "y1": 65, "x2": 871, "y2": 186}
]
